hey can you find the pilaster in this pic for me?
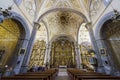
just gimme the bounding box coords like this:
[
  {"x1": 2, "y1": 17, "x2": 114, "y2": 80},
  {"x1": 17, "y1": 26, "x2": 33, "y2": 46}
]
[
  {"x1": 19, "y1": 22, "x2": 40, "y2": 73},
  {"x1": 86, "y1": 23, "x2": 105, "y2": 73}
]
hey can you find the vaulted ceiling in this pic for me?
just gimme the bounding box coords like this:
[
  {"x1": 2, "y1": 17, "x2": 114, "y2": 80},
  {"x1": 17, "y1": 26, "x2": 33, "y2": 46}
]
[
  {"x1": 43, "y1": 11, "x2": 84, "y2": 41},
  {"x1": 1, "y1": 0, "x2": 105, "y2": 42},
  {"x1": 33, "y1": 0, "x2": 92, "y2": 41},
  {"x1": 34, "y1": 0, "x2": 90, "y2": 21},
  {"x1": 19, "y1": 0, "x2": 106, "y2": 42}
]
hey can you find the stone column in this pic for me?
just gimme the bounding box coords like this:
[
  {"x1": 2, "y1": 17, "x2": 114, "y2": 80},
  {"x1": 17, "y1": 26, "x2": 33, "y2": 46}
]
[
  {"x1": 13, "y1": 39, "x2": 29, "y2": 74},
  {"x1": 46, "y1": 43, "x2": 52, "y2": 68},
  {"x1": 77, "y1": 45, "x2": 82, "y2": 69},
  {"x1": 44, "y1": 43, "x2": 50, "y2": 65},
  {"x1": 74, "y1": 42, "x2": 81, "y2": 68},
  {"x1": 86, "y1": 23, "x2": 105, "y2": 73},
  {"x1": 96, "y1": 37, "x2": 120, "y2": 75},
  {"x1": 19, "y1": 22, "x2": 40, "y2": 73}
]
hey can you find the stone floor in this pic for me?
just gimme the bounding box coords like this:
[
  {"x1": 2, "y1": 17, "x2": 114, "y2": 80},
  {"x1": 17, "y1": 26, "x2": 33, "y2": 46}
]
[{"x1": 55, "y1": 68, "x2": 71, "y2": 80}]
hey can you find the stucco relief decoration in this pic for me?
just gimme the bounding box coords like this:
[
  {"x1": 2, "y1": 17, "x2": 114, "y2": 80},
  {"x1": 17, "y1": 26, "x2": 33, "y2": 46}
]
[
  {"x1": 46, "y1": 0, "x2": 57, "y2": 8},
  {"x1": 69, "y1": 0, "x2": 80, "y2": 8},
  {"x1": 46, "y1": 11, "x2": 78, "y2": 29},
  {"x1": 23, "y1": 0, "x2": 35, "y2": 16},
  {"x1": 90, "y1": 0, "x2": 102, "y2": 17},
  {"x1": 59, "y1": 12, "x2": 70, "y2": 26},
  {"x1": 36, "y1": 23, "x2": 47, "y2": 42}
]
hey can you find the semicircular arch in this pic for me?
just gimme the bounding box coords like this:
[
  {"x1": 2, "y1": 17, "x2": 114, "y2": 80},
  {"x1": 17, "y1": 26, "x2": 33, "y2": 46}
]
[{"x1": 37, "y1": 8, "x2": 88, "y2": 23}]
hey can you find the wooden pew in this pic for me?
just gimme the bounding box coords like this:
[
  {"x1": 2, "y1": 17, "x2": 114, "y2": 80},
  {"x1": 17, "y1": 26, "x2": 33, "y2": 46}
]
[
  {"x1": 82, "y1": 79, "x2": 120, "y2": 80},
  {"x1": 15, "y1": 74, "x2": 52, "y2": 80},
  {"x1": 76, "y1": 76, "x2": 120, "y2": 80},
  {"x1": 1, "y1": 76, "x2": 49, "y2": 80},
  {"x1": 67, "y1": 68, "x2": 120, "y2": 80},
  {"x1": 67, "y1": 68, "x2": 86, "y2": 79},
  {"x1": 67, "y1": 68, "x2": 104, "y2": 80},
  {"x1": 74, "y1": 73, "x2": 110, "y2": 80},
  {"x1": 24, "y1": 69, "x2": 58, "y2": 80},
  {"x1": 1, "y1": 68, "x2": 58, "y2": 80}
]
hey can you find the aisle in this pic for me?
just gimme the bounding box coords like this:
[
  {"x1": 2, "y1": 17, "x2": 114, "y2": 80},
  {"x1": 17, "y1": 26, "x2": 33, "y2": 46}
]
[{"x1": 55, "y1": 68, "x2": 71, "y2": 80}]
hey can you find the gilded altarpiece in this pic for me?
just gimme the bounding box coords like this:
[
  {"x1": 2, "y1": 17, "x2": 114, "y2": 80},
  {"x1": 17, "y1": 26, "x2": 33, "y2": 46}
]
[
  {"x1": 29, "y1": 40, "x2": 46, "y2": 67},
  {"x1": 0, "y1": 19, "x2": 21, "y2": 68},
  {"x1": 50, "y1": 40, "x2": 76, "y2": 68}
]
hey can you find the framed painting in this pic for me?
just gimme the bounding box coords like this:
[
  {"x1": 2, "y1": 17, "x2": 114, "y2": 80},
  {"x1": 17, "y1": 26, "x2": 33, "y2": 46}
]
[{"x1": 100, "y1": 48, "x2": 106, "y2": 55}]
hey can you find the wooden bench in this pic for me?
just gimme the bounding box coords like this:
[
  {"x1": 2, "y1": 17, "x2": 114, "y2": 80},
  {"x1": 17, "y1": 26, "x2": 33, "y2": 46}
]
[
  {"x1": 74, "y1": 73, "x2": 110, "y2": 80},
  {"x1": 15, "y1": 74, "x2": 52, "y2": 80},
  {"x1": 76, "y1": 76, "x2": 120, "y2": 80},
  {"x1": 67, "y1": 68, "x2": 120, "y2": 80},
  {"x1": 1, "y1": 76, "x2": 49, "y2": 80},
  {"x1": 67, "y1": 69, "x2": 104, "y2": 80},
  {"x1": 1, "y1": 68, "x2": 58, "y2": 80},
  {"x1": 82, "y1": 79, "x2": 120, "y2": 80}
]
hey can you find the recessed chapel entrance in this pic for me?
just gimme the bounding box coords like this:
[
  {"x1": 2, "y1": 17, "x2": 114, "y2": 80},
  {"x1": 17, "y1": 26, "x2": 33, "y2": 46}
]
[
  {"x1": 0, "y1": 19, "x2": 26, "y2": 68},
  {"x1": 101, "y1": 19, "x2": 120, "y2": 72}
]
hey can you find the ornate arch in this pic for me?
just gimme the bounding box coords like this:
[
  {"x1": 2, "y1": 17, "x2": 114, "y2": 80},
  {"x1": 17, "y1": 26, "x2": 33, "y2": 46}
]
[
  {"x1": 95, "y1": 11, "x2": 114, "y2": 40},
  {"x1": 11, "y1": 12, "x2": 31, "y2": 40},
  {"x1": 37, "y1": 8, "x2": 88, "y2": 23},
  {"x1": 0, "y1": 11, "x2": 30, "y2": 40},
  {"x1": 37, "y1": 8, "x2": 88, "y2": 44},
  {"x1": 50, "y1": 34, "x2": 76, "y2": 44}
]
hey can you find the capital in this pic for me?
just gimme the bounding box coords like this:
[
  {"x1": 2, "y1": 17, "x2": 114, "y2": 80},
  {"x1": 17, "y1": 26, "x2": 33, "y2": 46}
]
[
  {"x1": 34, "y1": 22, "x2": 41, "y2": 29},
  {"x1": 85, "y1": 22, "x2": 92, "y2": 30},
  {"x1": 85, "y1": 22, "x2": 92, "y2": 26}
]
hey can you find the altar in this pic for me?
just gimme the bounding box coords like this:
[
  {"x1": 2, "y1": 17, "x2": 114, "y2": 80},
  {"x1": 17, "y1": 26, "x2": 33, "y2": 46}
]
[{"x1": 59, "y1": 65, "x2": 67, "y2": 68}]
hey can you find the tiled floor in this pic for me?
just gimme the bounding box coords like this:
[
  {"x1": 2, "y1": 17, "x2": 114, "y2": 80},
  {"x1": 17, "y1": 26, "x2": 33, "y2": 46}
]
[
  {"x1": 55, "y1": 76, "x2": 71, "y2": 80},
  {"x1": 55, "y1": 68, "x2": 71, "y2": 80}
]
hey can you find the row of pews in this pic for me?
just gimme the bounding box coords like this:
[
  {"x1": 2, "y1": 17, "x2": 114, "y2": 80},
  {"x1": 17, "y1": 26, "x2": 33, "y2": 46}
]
[
  {"x1": 67, "y1": 68, "x2": 120, "y2": 80},
  {"x1": 0, "y1": 68, "x2": 58, "y2": 80}
]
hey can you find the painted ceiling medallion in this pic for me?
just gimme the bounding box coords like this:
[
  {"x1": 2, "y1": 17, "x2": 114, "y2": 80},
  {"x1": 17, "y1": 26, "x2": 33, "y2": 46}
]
[{"x1": 59, "y1": 12, "x2": 70, "y2": 26}]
